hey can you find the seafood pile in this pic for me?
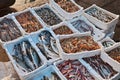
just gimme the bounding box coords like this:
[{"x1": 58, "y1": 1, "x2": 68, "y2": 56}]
[
  {"x1": 102, "y1": 41, "x2": 114, "y2": 48},
  {"x1": 60, "y1": 36, "x2": 100, "y2": 53},
  {"x1": 83, "y1": 55, "x2": 118, "y2": 79},
  {"x1": 57, "y1": 60, "x2": 95, "y2": 80},
  {"x1": 85, "y1": 7, "x2": 114, "y2": 23},
  {"x1": 71, "y1": 19, "x2": 94, "y2": 34},
  {"x1": 53, "y1": 25, "x2": 73, "y2": 35},
  {"x1": 54, "y1": 0, "x2": 79, "y2": 13},
  {"x1": 16, "y1": 11, "x2": 43, "y2": 33},
  {"x1": 0, "y1": 18, "x2": 22, "y2": 42},
  {"x1": 40, "y1": 72, "x2": 61, "y2": 80},
  {"x1": 107, "y1": 47, "x2": 120, "y2": 63},
  {"x1": 35, "y1": 7, "x2": 62, "y2": 26},
  {"x1": 12, "y1": 41, "x2": 42, "y2": 72},
  {"x1": 36, "y1": 30, "x2": 59, "y2": 60}
]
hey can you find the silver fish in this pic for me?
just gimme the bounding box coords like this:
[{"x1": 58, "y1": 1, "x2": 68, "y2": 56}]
[
  {"x1": 12, "y1": 55, "x2": 31, "y2": 72},
  {"x1": 39, "y1": 30, "x2": 59, "y2": 56},
  {"x1": 36, "y1": 43, "x2": 51, "y2": 60},
  {"x1": 29, "y1": 47, "x2": 38, "y2": 68},
  {"x1": 32, "y1": 48, "x2": 42, "y2": 67}
]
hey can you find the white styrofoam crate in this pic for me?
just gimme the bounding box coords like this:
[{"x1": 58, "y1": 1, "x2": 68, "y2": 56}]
[
  {"x1": 49, "y1": 0, "x2": 84, "y2": 20},
  {"x1": 0, "y1": 14, "x2": 24, "y2": 46},
  {"x1": 80, "y1": 51, "x2": 120, "y2": 80},
  {"x1": 100, "y1": 37, "x2": 116, "y2": 50},
  {"x1": 30, "y1": 27, "x2": 60, "y2": 65},
  {"x1": 54, "y1": 59, "x2": 100, "y2": 80},
  {"x1": 26, "y1": 65, "x2": 64, "y2": 80},
  {"x1": 68, "y1": 15, "x2": 105, "y2": 41},
  {"x1": 84, "y1": 4, "x2": 119, "y2": 31},
  {"x1": 56, "y1": 33, "x2": 102, "y2": 60},
  {"x1": 107, "y1": 31, "x2": 115, "y2": 38},
  {"x1": 32, "y1": 3, "x2": 64, "y2": 27},
  {"x1": 104, "y1": 42, "x2": 120, "y2": 72},
  {"x1": 3, "y1": 35, "x2": 47, "y2": 80},
  {"x1": 51, "y1": 21, "x2": 79, "y2": 36},
  {"x1": 12, "y1": 8, "x2": 45, "y2": 35}
]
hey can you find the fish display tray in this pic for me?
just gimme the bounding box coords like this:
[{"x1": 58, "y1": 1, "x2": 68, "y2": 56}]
[
  {"x1": 84, "y1": 4, "x2": 119, "y2": 31},
  {"x1": 30, "y1": 28, "x2": 60, "y2": 65},
  {"x1": 3, "y1": 35, "x2": 47, "y2": 80},
  {"x1": 100, "y1": 37, "x2": 116, "y2": 50},
  {"x1": 13, "y1": 8, "x2": 45, "y2": 35},
  {"x1": 51, "y1": 21, "x2": 79, "y2": 36},
  {"x1": 0, "y1": 14, "x2": 24, "y2": 46},
  {"x1": 26, "y1": 65, "x2": 64, "y2": 80},
  {"x1": 107, "y1": 31, "x2": 115, "y2": 38},
  {"x1": 56, "y1": 33, "x2": 102, "y2": 60},
  {"x1": 68, "y1": 15, "x2": 105, "y2": 41},
  {"x1": 54, "y1": 59, "x2": 99, "y2": 80},
  {"x1": 49, "y1": 0, "x2": 84, "y2": 20},
  {"x1": 104, "y1": 43, "x2": 120, "y2": 72},
  {"x1": 80, "y1": 51, "x2": 120, "y2": 80},
  {"x1": 32, "y1": 3, "x2": 64, "y2": 27}
]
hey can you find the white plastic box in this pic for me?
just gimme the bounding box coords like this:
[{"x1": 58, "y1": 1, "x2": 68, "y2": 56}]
[
  {"x1": 12, "y1": 8, "x2": 45, "y2": 35},
  {"x1": 30, "y1": 28, "x2": 60, "y2": 65},
  {"x1": 3, "y1": 35, "x2": 47, "y2": 80},
  {"x1": 32, "y1": 3, "x2": 64, "y2": 27},
  {"x1": 84, "y1": 4, "x2": 119, "y2": 31},
  {"x1": 49, "y1": 0, "x2": 84, "y2": 20},
  {"x1": 54, "y1": 59, "x2": 100, "y2": 80},
  {"x1": 80, "y1": 51, "x2": 120, "y2": 80},
  {"x1": 0, "y1": 14, "x2": 24, "y2": 46},
  {"x1": 100, "y1": 37, "x2": 116, "y2": 50},
  {"x1": 26, "y1": 65, "x2": 64, "y2": 80},
  {"x1": 68, "y1": 15, "x2": 105, "y2": 41},
  {"x1": 56, "y1": 33, "x2": 102, "y2": 60},
  {"x1": 104, "y1": 42, "x2": 120, "y2": 72},
  {"x1": 51, "y1": 21, "x2": 79, "y2": 36},
  {"x1": 107, "y1": 31, "x2": 115, "y2": 38}
]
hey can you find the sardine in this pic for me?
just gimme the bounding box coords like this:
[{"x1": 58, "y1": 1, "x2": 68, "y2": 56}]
[
  {"x1": 23, "y1": 55, "x2": 35, "y2": 70},
  {"x1": 29, "y1": 47, "x2": 38, "y2": 68},
  {"x1": 50, "y1": 37, "x2": 59, "y2": 54},
  {"x1": 32, "y1": 48, "x2": 42, "y2": 67},
  {"x1": 39, "y1": 30, "x2": 59, "y2": 58},
  {"x1": 13, "y1": 44, "x2": 23, "y2": 61},
  {"x1": 36, "y1": 43, "x2": 51, "y2": 60},
  {"x1": 12, "y1": 55, "x2": 30, "y2": 72}
]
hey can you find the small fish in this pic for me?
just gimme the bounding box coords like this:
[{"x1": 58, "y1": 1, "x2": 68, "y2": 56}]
[
  {"x1": 12, "y1": 55, "x2": 31, "y2": 72},
  {"x1": 36, "y1": 43, "x2": 51, "y2": 60},
  {"x1": 85, "y1": 7, "x2": 114, "y2": 23},
  {"x1": 29, "y1": 47, "x2": 38, "y2": 68},
  {"x1": 13, "y1": 44, "x2": 23, "y2": 61},
  {"x1": 35, "y1": 7, "x2": 62, "y2": 26},
  {"x1": 50, "y1": 37, "x2": 59, "y2": 54},
  {"x1": 39, "y1": 30, "x2": 59, "y2": 58},
  {"x1": 32, "y1": 48, "x2": 42, "y2": 67},
  {"x1": 23, "y1": 55, "x2": 35, "y2": 70}
]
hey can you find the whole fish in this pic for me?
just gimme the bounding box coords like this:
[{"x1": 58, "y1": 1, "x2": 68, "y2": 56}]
[
  {"x1": 39, "y1": 30, "x2": 59, "y2": 56},
  {"x1": 12, "y1": 55, "x2": 31, "y2": 72},
  {"x1": 21, "y1": 42, "x2": 35, "y2": 70},
  {"x1": 36, "y1": 43, "x2": 51, "y2": 60},
  {"x1": 35, "y1": 7, "x2": 62, "y2": 26},
  {"x1": 32, "y1": 48, "x2": 42, "y2": 67}
]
